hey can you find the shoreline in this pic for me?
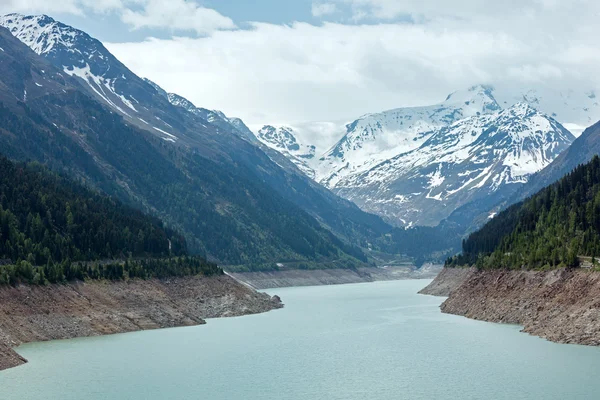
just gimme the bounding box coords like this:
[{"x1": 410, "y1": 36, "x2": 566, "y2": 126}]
[
  {"x1": 420, "y1": 267, "x2": 600, "y2": 345},
  {"x1": 0, "y1": 275, "x2": 283, "y2": 371},
  {"x1": 230, "y1": 264, "x2": 442, "y2": 289}
]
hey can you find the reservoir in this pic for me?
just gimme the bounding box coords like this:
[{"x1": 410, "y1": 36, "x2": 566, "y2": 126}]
[{"x1": 2, "y1": 279, "x2": 600, "y2": 399}]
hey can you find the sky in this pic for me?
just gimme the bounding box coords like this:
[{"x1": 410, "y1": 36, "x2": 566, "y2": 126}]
[{"x1": 1, "y1": 0, "x2": 600, "y2": 133}]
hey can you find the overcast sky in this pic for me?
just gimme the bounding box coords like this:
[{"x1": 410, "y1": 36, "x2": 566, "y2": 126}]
[{"x1": 2, "y1": 0, "x2": 600, "y2": 127}]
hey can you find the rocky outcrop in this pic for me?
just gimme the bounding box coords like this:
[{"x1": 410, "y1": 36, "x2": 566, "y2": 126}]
[
  {"x1": 230, "y1": 265, "x2": 442, "y2": 289},
  {"x1": 0, "y1": 275, "x2": 283, "y2": 371},
  {"x1": 422, "y1": 267, "x2": 600, "y2": 345},
  {"x1": 418, "y1": 267, "x2": 475, "y2": 296}
]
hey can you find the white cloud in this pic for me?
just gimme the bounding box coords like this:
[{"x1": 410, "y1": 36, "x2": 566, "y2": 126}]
[
  {"x1": 0, "y1": 0, "x2": 125, "y2": 15},
  {"x1": 121, "y1": 0, "x2": 236, "y2": 35},
  {"x1": 0, "y1": 0, "x2": 235, "y2": 35},
  {"x1": 0, "y1": 0, "x2": 84, "y2": 15},
  {"x1": 7, "y1": 0, "x2": 600, "y2": 131},
  {"x1": 80, "y1": 0, "x2": 124, "y2": 14},
  {"x1": 312, "y1": 2, "x2": 337, "y2": 17},
  {"x1": 333, "y1": 0, "x2": 594, "y2": 22},
  {"x1": 107, "y1": 12, "x2": 600, "y2": 127}
]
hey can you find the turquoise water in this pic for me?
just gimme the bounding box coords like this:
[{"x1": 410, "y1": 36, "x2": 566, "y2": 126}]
[{"x1": 2, "y1": 279, "x2": 600, "y2": 399}]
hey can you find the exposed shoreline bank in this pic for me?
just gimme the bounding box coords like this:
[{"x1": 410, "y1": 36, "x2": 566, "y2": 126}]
[
  {"x1": 420, "y1": 267, "x2": 600, "y2": 345},
  {"x1": 229, "y1": 264, "x2": 442, "y2": 289},
  {"x1": 0, "y1": 275, "x2": 282, "y2": 371}
]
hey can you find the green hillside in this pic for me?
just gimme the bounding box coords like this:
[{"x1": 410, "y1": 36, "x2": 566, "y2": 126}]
[
  {"x1": 0, "y1": 156, "x2": 220, "y2": 284},
  {"x1": 447, "y1": 155, "x2": 600, "y2": 269}
]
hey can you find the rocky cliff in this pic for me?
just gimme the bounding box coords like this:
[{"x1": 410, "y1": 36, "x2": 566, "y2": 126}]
[
  {"x1": 420, "y1": 268, "x2": 600, "y2": 345},
  {"x1": 0, "y1": 275, "x2": 282, "y2": 371}
]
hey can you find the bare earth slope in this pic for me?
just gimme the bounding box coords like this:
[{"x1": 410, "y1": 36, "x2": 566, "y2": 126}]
[
  {"x1": 232, "y1": 265, "x2": 442, "y2": 289},
  {"x1": 0, "y1": 276, "x2": 282, "y2": 371},
  {"x1": 421, "y1": 268, "x2": 600, "y2": 345}
]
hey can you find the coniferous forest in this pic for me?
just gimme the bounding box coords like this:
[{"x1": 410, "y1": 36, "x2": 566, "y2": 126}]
[
  {"x1": 447, "y1": 155, "x2": 600, "y2": 269},
  {"x1": 0, "y1": 156, "x2": 221, "y2": 285}
]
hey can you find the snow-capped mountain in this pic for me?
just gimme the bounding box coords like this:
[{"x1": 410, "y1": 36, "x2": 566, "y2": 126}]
[
  {"x1": 0, "y1": 15, "x2": 400, "y2": 265},
  {"x1": 256, "y1": 125, "x2": 317, "y2": 178},
  {"x1": 316, "y1": 85, "x2": 502, "y2": 187},
  {"x1": 332, "y1": 103, "x2": 574, "y2": 226},
  {"x1": 494, "y1": 87, "x2": 600, "y2": 137},
  {"x1": 167, "y1": 92, "x2": 257, "y2": 142},
  {"x1": 0, "y1": 13, "x2": 183, "y2": 142}
]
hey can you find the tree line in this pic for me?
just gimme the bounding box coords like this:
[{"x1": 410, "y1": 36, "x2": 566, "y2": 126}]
[
  {"x1": 447, "y1": 155, "x2": 600, "y2": 269},
  {"x1": 0, "y1": 156, "x2": 221, "y2": 284}
]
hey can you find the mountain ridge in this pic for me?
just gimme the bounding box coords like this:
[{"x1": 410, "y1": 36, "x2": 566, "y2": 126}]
[{"x1": 332, "y1": 103, "x2": 574, "y2": 226}]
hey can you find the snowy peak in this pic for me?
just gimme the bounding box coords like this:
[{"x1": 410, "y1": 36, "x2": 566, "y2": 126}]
[
  {"x1": 0, "y1": 14, "x2": 78, "y2": 56},
  {"x1": 317, "y1": 85, "x2": 502, "y2": 187},
  {"x1": 0, "y1": 13, "x2": 181, "y2": 143},
  {"x1": 443, "y1": 85, "x2": 501, "y2": 113},
  {"x1": 166, "y1": 91, "x2": 256, "y2": 142},
  {"x1": 0, "y1": 23, "x2": 75, "y2": 105},
  {"x1": 493, "y1": 88, "x2": 600, "y2": 136},
  {"x1": 257, "y1": 126, "x2": 316, "y2": 158},
  {"x1": 167, "y1": 92, "x2": 197, "y2": 114},
  {"x1": 333, "y1": 104, "x2": 574, "y2": 227},
  {"x1": 256, "y1": 125, "x2": 317, "y2": 178}
]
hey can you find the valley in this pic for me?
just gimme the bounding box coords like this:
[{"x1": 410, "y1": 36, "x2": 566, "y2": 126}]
[{"x1": 2, "y1": 7, "x2": 600, "y2": 400}]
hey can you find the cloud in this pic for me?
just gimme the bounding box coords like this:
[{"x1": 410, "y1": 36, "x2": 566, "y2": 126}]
[
  {"x1": 120, "y1": 0, "x2": 236, "y2": 35},
  {"x1": 8, "y1": 0, "x2": 600, "y2": 131},
  {"x1": 311, "y1": 2, "x2": 337, "y2": 17},
  {"x1": 0, "y1": 0, "x2": 84, "y2": 15},
  {"x1": 0, "y1": 0, "x2": 235, "y2": 35},
  {"x1": 328, "y1": 0, "x2": 600, "y2": 24},
  {"x1": 107, "y1": 14, "x2": 600, "y2": 127},
  {"x1": 0, "y1": 0, "x2": 126, "y2": 15}
]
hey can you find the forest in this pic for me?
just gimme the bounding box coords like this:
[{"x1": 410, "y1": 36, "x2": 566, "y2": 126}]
[
  {"x1": 447, "y1": 156, "x2": 600, "y2": 269},
  {"x1": 0, "y1": 155, "x2": 220, "y2": 284},
  {"x1": 0, "y1": 95, "x2": 369, "y2": 267}
]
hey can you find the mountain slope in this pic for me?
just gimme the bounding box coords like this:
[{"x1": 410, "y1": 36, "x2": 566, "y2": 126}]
[
  {"x1": 516, "y1": 120, "x2": 600, "y2": 201},
  {"x1": 256, "y1": 125, "x2": 317, "y2": 178},
  {"x1": 0, "y1": 13, "x2": 186, "y2": 142},
  {"x1": 167, "y1": 92, "x2": 258, "y2": 143},
  {"x1": 316, "y1": 85, "x2": 502, "y2": 187},
  {"x1": 333, "y1": 103, "x2": 574, "y2": 226},
  {"x1": 448, "y1": 155, "x2": 600, "y2": 269},
  {"x1": 0, "y1": 23, "x2": 371, "y2": 267},
  {"x1": 0, "y1": 14, "x2": 411, "y2": 266},
  {"x1": 0, "y1": 155, "x2": 225, "y2": 284}
]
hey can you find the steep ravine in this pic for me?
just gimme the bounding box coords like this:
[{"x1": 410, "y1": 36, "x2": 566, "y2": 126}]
[
  {"x1": 420, "y1": 268, "x2": 600, "y2": 345},
  {"x1": 0, "y1": 275, "x2": 282, "y2": 371}
]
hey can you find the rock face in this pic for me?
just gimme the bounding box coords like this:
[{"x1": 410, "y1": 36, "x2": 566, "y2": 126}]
[
  {"x1": 421, "y1": 267, "x2": 600, "y2": 345},
  {"x1": 0, "y1": 275, "x2": 283, "y2": 371},
  {"x1": 418, "y1": 267, "x2": 475, "y2": 297}
]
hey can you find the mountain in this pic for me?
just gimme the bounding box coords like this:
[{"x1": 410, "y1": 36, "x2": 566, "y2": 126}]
[
  {"x1": 0, "y1": 155, "x2": 222, "y2": 284},
  {"x1": 332, "y1": 103, "x2": 574, "y2": 227},
  {"x1": 315, "y1": 85, "x2": 502, "y2": 187},
  {"x1": 493, "y1": 87, "x2": 600, "y2": 137},
  {"x1": 166, "y1": 92, "x2": 258, "y2": 143},
  {"x1": 0, "y1": 13, "x2": 187, "y2": 142},
  {"x1": 515, "y1": 120, "x2": 600, "y2": 201},
  {"x1": 256, "y1": 125, "x2": 317, "y2": 178},
  {"x1": 0, "y1": 20, "x2": 375, "y2": 268},
  {"x1": 448, "y1": 155, "x2": 600, "y2": 269}
]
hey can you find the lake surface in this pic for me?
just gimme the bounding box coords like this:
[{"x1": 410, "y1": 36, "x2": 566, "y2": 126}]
[{"x1": 2, "y1": 279, "x2": 600, "y2": 399}]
